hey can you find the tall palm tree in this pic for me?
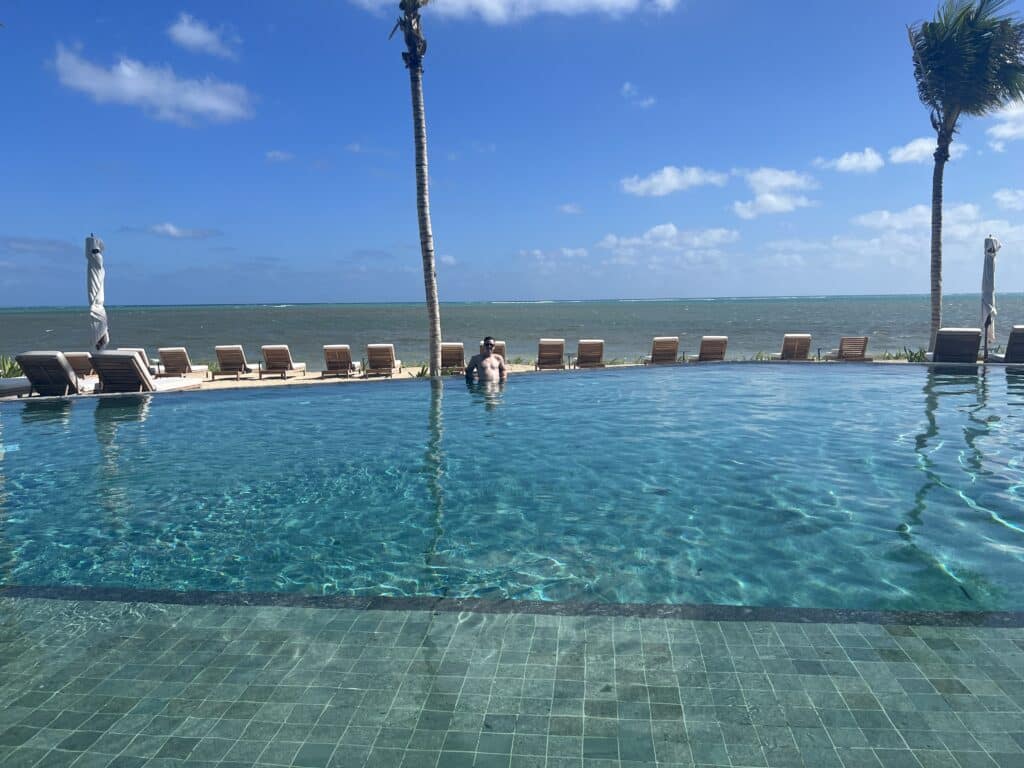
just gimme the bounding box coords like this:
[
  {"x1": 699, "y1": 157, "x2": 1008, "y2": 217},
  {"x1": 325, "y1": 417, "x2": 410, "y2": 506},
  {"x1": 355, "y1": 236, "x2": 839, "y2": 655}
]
[
  {"x1": 909, "y1": 0, "x2": 1024, "y2": 351},
  {"x1": 391, "y1": 0, "x2": 442, "y2": 377}
]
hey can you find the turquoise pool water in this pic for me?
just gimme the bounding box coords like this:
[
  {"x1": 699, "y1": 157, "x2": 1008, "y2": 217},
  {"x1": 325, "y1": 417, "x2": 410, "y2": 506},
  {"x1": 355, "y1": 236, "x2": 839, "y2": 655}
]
[{"x1": 1, "y1": 365, "x2": 1023, "y2": 612}]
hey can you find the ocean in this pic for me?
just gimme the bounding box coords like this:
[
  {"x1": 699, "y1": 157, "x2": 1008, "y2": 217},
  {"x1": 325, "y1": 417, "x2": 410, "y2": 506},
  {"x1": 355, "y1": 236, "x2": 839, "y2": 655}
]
[{"x1": 2, "y1": 294, "x2": 1020, "y2": 370}]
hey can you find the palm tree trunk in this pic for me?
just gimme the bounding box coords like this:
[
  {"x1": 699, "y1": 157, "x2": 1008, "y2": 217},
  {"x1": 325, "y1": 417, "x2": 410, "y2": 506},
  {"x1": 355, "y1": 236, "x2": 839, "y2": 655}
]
[
  {"x1": 408, "y1": 63, "x2": 442, "y2": 378},
  {"x1": 928, "y1": 136, "x2": 950, "y2": 353}
]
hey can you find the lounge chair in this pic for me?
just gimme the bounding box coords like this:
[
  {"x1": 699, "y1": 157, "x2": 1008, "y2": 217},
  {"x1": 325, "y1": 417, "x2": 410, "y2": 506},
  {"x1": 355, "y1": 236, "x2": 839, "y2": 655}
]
[
  {"x1": 366, "y1": 344, "x2": 402, "y2": 377},
  {"x1": 574, "y1": 339, "x2": 605, "y2": 368},
  {"x1": 63, "y1": 352, "x2": 94, "y2": 378},
  {"x1": 158, "y1": 347, "x2": 209, "y2": 377},
  {"x1": 260, "y1": 345, "x2": 307, "y2": 379},
  {"x1": 90, "y1": 350, "x2": 200, "y2": 393},
  {"x1": 16, "y1": 351, "x2": 95, "y2": 396},
  {"x1": 440, "y1": 342, "x2": 465, "y2": 374},
  {"x1": 688, "y1": 336, "x2": 728, "y2": 362},
  {"x1": 825, "y1": 336, "x2": 872, "y2": 362},
  {"x1": 116, "y1": 347, "x2": 161, "y2": 375},
  {"x1": 322, "y1": 345, "x2": 362, "y2": 377},
  {"x1": 644, "y1": 336, "x2": 680, "y2": 365},
  {"x1": 213, "y1": 345, "x2": 258, "y2": 380},
  {"x1": 989, "y1": 325, "x2": 1024, "y2": 363},
  {"x1": 926, "y1": 328, "x2": 981, "y2": 364},
  {"x1": 479, "y1": 340, "x2": 507, "y2": 360},
  {"x1": 535, "y1": 338, "x2": 566, "y2": 370},
  {"x1": 770, "y1": 334, "x2": 812, "y2": 361}
]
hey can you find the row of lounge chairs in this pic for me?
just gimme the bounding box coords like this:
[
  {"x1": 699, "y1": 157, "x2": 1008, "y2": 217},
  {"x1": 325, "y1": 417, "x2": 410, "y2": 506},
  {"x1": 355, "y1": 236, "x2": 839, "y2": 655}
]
[{"x1": 14, "y1": 327, "x2": 1023, "y2": 398}]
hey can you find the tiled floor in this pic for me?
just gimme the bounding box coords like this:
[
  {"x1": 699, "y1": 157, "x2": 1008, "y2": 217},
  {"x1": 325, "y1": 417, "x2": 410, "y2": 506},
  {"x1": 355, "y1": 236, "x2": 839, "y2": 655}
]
[{"x1": 0, "y1": 596, "x2": 1022, "y2": 768}]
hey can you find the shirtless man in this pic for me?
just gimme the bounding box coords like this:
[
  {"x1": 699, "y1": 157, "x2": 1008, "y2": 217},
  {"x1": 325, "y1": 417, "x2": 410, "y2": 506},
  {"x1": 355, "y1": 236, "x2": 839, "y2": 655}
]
[{"x1": 465, "y1": 336, "x2": 507, "y2": 382}]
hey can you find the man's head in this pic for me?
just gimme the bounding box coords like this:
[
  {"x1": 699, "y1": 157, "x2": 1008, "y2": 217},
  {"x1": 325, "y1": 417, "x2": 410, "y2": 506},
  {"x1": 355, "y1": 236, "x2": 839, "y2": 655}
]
[{"x1": 483, "y1": 336, "x2": 495, "y2": 352}]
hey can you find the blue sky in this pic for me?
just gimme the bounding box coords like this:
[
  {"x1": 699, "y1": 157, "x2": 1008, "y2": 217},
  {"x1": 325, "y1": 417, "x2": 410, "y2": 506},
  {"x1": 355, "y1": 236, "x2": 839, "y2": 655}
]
[{"x1": 2, "y1": 0, "x2": 1024, "y2": 305}]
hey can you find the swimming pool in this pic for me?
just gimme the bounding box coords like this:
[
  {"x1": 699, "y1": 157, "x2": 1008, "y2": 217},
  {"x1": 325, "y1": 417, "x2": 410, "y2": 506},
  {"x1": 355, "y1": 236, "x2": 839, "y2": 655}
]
[{"x1": 1, "y1": 365, "x2": 1022, "y2": 612}]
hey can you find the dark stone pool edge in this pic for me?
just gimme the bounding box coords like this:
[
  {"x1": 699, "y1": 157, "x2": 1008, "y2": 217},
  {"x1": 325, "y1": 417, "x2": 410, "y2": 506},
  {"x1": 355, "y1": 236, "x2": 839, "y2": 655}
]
[{"x1": 3, "y1": 584, "x2": 1023, "y2": 627}]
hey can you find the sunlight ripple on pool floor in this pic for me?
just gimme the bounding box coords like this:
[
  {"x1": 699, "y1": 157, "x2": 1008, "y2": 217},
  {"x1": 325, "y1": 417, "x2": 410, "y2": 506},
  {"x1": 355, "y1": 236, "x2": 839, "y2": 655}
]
[{"x1": 1, "y1": 364, "x2": 1023, "y2": 612}]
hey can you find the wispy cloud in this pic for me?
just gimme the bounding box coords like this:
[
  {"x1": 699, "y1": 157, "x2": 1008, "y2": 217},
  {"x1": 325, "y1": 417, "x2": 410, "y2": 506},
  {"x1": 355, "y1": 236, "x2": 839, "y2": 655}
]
[
  {"x1": 0, "y1": 236, "x2": 78, "y2": 259},
  {"x1": 54, "y1": 44, "x2": 253, "y2": 124},
  {"x1": 519, "y1": 246, "x2": 589, "y2": 274},
  {"x1": 559, "y1": 203, "x2": 582, "y2": 214},
  {"x1": 350, "y1": 0, "x2": 678, "y2": 24},
  {"x1": 733, "y1": 168, "x2": 816, "y2": 220},
  {"x1": 345, "y1": 142, "x2": 365, "y2": 153},
  {"x1": 852, "y1": 202, "x2": 1024, "y2": 247},
  {"x1": 167, "y1": 13, "x2": 239, "y2": 59},
  {"x1": 124, "y1": 222, "x2": 223, "y2": 239},
  {"x1": 439, "y1": 254, "x2": 457, "y2": 266},
  {"x1": 813, "y1": 147, "x2": 884, "y2": 173},
  {"x1": 888, "y1": 137, "x2": 968, "y2": 164},
  {"x1": 987, "y1": 102, "x2": 1024, "y2": 152},
  {"x1": 265, "y1": 150, "x2": 294, "y2": 163},
  {"x1": 621, "y1": 82, "x2": 655, "y2": 109},
  {"x1": 994, "y1": 188, "x2": 1024, "y2": 211},
  {"x1": 621, "y1": 166, "x2": 728, "y2": 197},
  {"x1": 598, "y1": 223, "x2": 738, "y2": 268}
]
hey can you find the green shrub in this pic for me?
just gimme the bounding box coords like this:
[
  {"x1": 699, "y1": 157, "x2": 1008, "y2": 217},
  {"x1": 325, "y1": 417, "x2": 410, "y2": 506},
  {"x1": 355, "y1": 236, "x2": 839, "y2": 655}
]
[{"x1": 0, "y1": 355, "x2": 22, "y2": 378}]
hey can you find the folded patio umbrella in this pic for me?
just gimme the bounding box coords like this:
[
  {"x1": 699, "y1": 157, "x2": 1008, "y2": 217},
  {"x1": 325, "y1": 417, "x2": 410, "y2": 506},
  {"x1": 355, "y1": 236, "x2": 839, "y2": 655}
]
[
  {"x1": 981, "y1": 235, "x2": 1000, "y2": 355},
  {"x1": 86, "y1": 234, "x2": 109, "y2": 350}
]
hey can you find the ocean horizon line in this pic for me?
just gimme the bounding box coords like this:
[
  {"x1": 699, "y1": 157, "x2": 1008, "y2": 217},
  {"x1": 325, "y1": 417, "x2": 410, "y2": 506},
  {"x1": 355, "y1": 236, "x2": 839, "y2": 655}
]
[{"x1": 0, "y1": 291, "x2": 1013, "y2": 312}]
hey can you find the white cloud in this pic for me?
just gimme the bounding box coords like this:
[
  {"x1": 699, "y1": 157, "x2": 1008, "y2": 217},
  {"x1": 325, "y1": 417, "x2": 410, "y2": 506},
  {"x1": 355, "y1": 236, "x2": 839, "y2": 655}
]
[
  {"x1": 439, "y1": 254, "x2": 457, "y2": 266},
  {"x1": 265, "y1": 150, "x2": 294, "y2": 163},
  {"x1": 621, "y1": 81, "x2": 655, "y2": 108},
  {"x1": 813, "y1": 147, "x2": 884, "y2": 174},
  {"x1": 519, "y1": 246, "x2": 589, "y2": 273},
  {"x1": 350, "y1": 0, "x2": 678, "y2": 24},
  {"x1": 559, "y1": 203, "x2": 582, "y2": 214},
  {"x1": 167, "y1": 13, "x2": 239, "y2": 59},
  {"x1": 598, "y1": 223, "x2": 739, "y2": 268},
  {"x1": 987, "y1": 102, "x2": 1024, "y2": 151},
  {"x1": 994, "y1": 188, "x2": 1024, "y2": 211},
  {"x1": 561, "y1": 247, "x2": 588, "y2": 258},
  {"x1": 888, "y1": 137, "x2": 968, "y2": 164},
  {"x1": 733, "y1": 168, "x2": 816, "y2": 220},
  {"x1": 54, "y1": 44, "x2": 252, "y2": 124},
  {"x1": 345, "y1": 143, "x2": 364, "y2": 153},
  {"x1": 146, "y1": 222, "x2": 221, "y2": 239},
  {"x1": 621, "y1": 166, "x2": 728, "y2": 197}
]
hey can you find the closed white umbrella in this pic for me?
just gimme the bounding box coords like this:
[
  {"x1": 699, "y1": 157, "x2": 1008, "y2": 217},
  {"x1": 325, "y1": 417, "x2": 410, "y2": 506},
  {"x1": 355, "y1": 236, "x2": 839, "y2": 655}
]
[
  {"x1": 86, "y1": 234, "x2": 110, "y2": 350},
  {"x1": 981, "y1": 235, "x2": 1000, "y2": 358}
]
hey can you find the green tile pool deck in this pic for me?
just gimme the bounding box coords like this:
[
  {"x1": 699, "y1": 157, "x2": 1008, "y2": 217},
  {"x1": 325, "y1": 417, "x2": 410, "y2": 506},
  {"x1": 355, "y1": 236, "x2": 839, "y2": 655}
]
[{"x1": 1, "y1": 597, "x2": 1022, "y2": 768}]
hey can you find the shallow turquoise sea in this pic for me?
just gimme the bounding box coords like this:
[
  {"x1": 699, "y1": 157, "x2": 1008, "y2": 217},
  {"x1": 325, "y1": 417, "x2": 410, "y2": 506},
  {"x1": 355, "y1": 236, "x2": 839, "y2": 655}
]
[{"x1": 3, "y1": 294, "x2": 1022, "y2": 368}]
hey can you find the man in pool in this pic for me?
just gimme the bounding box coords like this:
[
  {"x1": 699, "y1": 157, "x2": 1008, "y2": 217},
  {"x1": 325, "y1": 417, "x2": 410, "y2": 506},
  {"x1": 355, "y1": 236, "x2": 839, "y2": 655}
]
[{"x1": 466, "y1": 336, "x2": 507, "y2": 382}]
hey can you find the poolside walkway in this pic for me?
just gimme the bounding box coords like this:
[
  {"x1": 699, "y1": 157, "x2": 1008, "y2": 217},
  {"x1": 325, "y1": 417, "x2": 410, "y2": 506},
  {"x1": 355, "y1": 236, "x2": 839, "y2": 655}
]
[{"x1": 1, "y1": 595, "x2": 1021, "y2": 768}]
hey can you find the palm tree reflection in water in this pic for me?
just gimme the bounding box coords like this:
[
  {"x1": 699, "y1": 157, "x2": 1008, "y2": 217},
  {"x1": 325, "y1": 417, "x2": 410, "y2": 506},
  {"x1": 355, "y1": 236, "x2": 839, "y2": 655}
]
[
  {"x1": 423, "y1": 379, "x2": 446, "y2": 595},
  {"x1": 908, "y1": 367, "x2": 993, "y2": 603}
]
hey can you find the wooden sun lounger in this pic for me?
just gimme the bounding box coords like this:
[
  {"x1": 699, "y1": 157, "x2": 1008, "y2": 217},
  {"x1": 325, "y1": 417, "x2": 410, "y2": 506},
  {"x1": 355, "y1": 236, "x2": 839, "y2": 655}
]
[
  {"x1": 440, "y1": 342, "x2": 465, "y2": 374},
  {"x1": 322, "y1": 345, "x2": 362, "y2": 377},
  {"x1": 366, "y1": 344, "x2": 402, "y2": 377},
  {"x1": 644, "y1": 336, "x2": 679, "y2": 365},
  {"x1": 535, "y1": 339, "x2": 566, "y2": 370},
  {"x1": 927, "y1": 328, "x2": 981, "y2": 364},
  {"x1": 16, "y1": 351, "x2": 96, "y2": 397},
  {"x1": 825, "y1": 336, "x2": 871, "y2": 361},
  {"x1": 91, "y1": 351, "x2": 200, "y2": 394},
  {"x1": 63, "y1": 352, "x2": 94, "y2": 378},
  {"x1": 213, "y1": 345, "x2": 258, "y2": 380},
  {"x1": 771, "y1": 333, "x2": 812, "y2": 361},
  {"x1": 989, "y1": 325, "x2": 1024, "y2": 363},
  {"x1": 688, "y1": 336, "x2": 728, "y2": 362},
  {"x1": 158, "y1": 347, "x2": 209, "y2": 377},
  {"x1": 116, "y1": 347, "x2": 162, "y2": 375},
  {"x1": 260, "y1": 345, "x2": 307, "y2": 379},
  {"x1": 574, "y1": 339, "x2": 605, "y2": 368}
]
